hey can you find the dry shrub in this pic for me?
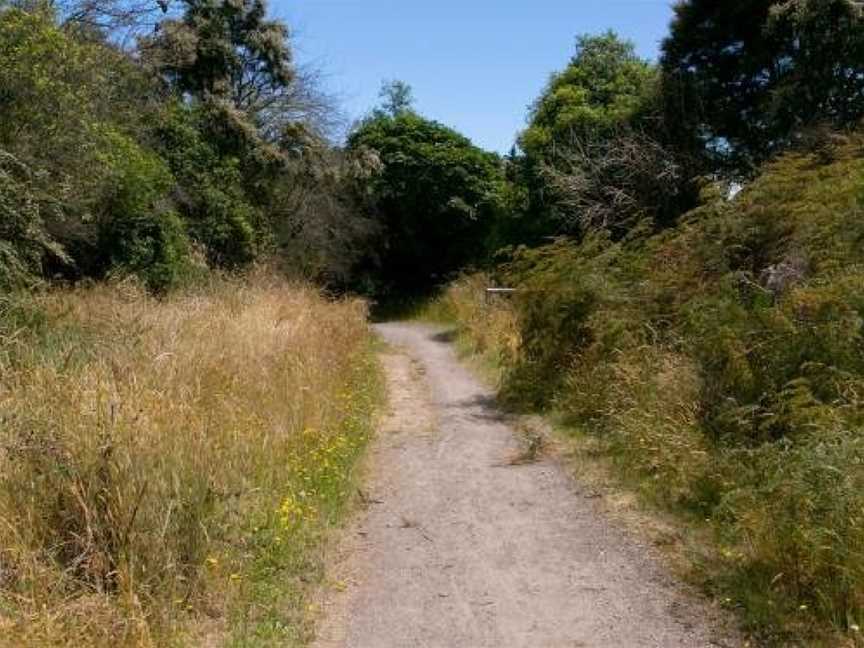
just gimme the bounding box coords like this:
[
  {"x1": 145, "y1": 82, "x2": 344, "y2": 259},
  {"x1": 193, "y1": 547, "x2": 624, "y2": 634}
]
[
  {"x1": 432, "y1": 274, "x2": 520, "y2": 372},
  {"x1": 0, "y1": 273, "x2": 379, "y2": 645},
  {"x1": 585, "y1": 347, "x2": 710, "y2": 505}
]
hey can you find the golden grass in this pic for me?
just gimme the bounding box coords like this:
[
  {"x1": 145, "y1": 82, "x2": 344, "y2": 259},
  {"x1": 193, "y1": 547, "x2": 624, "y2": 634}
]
[
  {"x1": 0, "y1": 273, "x2": 381, "y2": 646},
  {"x1": 421, "y1": 274, "x2": 520, "y2": 379}
]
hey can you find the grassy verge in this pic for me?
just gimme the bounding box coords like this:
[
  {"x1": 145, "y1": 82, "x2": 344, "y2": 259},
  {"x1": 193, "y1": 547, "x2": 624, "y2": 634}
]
[{"x1": 0, "y1": 273, "x2": 382, "y2": 646}]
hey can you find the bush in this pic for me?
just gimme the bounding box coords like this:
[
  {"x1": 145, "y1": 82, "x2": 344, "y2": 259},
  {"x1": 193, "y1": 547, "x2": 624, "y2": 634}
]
[
  {"x1": 439, "y1": 135, "x2": 864, "y2": 640},
  {"x1": 94, "y1": 129, "x2": 195, "y2": 292},
  {"x1": 153, "y1": 103, "x2": 262, "y2": 269},
  {"x1": 0, "y1": 7, "x2": 158, "y2": 282},
  {"x1": 0, "y1": 150, "x2": 68, "y2": 289}
]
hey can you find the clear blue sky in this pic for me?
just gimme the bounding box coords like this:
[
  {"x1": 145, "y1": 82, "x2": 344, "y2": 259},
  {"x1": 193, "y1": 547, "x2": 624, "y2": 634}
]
[{"x1": 272, "y1": 1, "x2": 676, "y2": 153}]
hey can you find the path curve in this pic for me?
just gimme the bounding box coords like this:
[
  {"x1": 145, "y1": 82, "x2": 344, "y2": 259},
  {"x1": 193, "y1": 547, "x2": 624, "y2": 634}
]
[{"x1": 314, "y1": 322, "x2": 737, "y2": 648}]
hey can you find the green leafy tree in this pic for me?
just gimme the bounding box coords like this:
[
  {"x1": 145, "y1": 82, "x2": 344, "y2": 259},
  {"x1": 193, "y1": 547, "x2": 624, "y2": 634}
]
[
  {"x1": 0, "y1": 7, "x2": 165, "y2": 281},
  {"x1": 348, "y1": 112, "x2": 503, "y2": 295},
  {"x1": 519, "y1": 32, "x2": 655, "y2": 161},
  {"x1": 662, "y1": 0, "x2": 864, "y2": 170},
  {"x1": 144, "y1": 0, "x2": 304, "y2": 269},
  {"x1": 152, "y1": 103, "x2": 260, "y2": 267},
  {"x1": 515, "y1": 32, "x2": 691, "y2": 237}
]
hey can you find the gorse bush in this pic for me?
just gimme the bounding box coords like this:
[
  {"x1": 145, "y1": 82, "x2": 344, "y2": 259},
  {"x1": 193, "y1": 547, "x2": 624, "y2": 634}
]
[
  {"x1": 95, "y1": 129, "x2": 194, "y2": 292},
  {"x1": 438, "y1": 135, "x2": 864, "y2": 641},
  {"x1": 0, "y1": 275, "x2": 380, "y2": 645}
]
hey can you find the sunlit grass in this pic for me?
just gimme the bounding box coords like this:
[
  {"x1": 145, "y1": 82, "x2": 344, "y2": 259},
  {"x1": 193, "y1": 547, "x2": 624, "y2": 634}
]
[{"x1": 0, "y1": 272, "x2": 381, "y2": 646}]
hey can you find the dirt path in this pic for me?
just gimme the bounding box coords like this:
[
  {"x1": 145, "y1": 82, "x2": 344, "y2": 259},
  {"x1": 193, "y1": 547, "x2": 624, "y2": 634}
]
[{"x1": 314, "y1": 322, "x2": 737, "y2": 648}]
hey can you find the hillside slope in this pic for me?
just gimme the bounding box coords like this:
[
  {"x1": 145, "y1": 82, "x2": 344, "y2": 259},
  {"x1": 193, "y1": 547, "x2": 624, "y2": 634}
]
[{"x1": 436, "y1": 135, "x2": 864, "y2": 643}]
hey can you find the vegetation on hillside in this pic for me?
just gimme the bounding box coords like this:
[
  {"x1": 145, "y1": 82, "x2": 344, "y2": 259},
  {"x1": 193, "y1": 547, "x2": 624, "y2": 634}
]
[
  {"x1": 432, "y1": 85, "x2": 864, "y2": 648},
  {"x1": 434, "y1": 134, "x2": 864, "y2": 642}
]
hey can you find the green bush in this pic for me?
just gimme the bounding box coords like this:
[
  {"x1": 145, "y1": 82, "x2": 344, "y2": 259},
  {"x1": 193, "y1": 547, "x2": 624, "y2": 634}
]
[
  {"x1": 152, "y1": 103, "x2": 261, "y2": 268},
  {"x1": 95, "y1": 130, "x2": 194, "y2": 292},
  {"x1": 0, "y1": 150, "x2": 65, "y2": 289},
  {"x1": 444, "y1": 135, "x2": 864, "y2": 640}
]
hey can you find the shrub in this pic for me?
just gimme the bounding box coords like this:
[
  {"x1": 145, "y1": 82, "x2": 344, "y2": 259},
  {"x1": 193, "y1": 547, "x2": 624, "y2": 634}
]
[
  {"x1": 0, "y1": 150, "x2": 68, "y2": 289},
  {"x1": 152, "y1": 104, "x2": 262, "y2": 269},
  {"x1": 94, "y1": 129, "x2": 195, "y2": 292},
  {"x1": 440, "y1": 135, "x2": 864, "y2": 639}
]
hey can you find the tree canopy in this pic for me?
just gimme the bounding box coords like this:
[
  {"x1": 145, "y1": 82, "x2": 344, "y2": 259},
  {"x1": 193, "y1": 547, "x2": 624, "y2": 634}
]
[
  {"x1": 662, "y1": 0, "x2": 864, "y2": 170},
  {"x1": 519, "y1": 32, "x2": 655, "y2": 161},
  {"x1": 348, "y1": 110, "x2": 502, "y2": 295}
]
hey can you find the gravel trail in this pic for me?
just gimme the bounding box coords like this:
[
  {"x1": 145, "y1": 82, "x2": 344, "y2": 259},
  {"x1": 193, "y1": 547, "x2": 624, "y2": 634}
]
[{"x1": 314, "y1": 322, "x2": 738, "y2": 648}]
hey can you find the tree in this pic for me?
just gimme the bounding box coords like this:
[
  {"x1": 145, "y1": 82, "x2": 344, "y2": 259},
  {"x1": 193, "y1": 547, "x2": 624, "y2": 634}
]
[
  {"x1": 141, "y1": 0, "x2": 293, "y2": 114},
  {"x1": 348, "y1": 112, "x2": 503, "y2": 295},
  {"x1": 143, "y1": 0, "x2": 306, "y2": 268},
  {"x1": 377, "y1": 79, "x2": 414, "y2": 117},
  {"x1": 519, "y1": 32, "x2": 655, "y2": 161},
  {"x1": 0, "y1": 6, "x2": 165, "y2": 280},
  {"x1": 514, "y1": 32, "x2": 693, "y2": 237},
  {"x1": 662, "y1": 0, "x2": 864, "y2": 170}
]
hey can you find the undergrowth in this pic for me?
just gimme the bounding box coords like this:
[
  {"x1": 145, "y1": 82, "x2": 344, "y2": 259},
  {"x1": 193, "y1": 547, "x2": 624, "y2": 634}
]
[
  {"x1": 431, "y1": 136, "x2": 864, "y2": 645},
  {"x1": 0, "y1": 272, "x2": 381, "y2": 646}
]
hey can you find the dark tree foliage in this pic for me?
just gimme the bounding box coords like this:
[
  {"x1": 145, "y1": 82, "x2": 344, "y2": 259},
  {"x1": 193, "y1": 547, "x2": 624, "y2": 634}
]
[
  {"x1": 662, "y1": 0, "x2": 864, "y2": 170},
  {"x1": 348, "y1": 112, "x2": 503, "y2": 296}
]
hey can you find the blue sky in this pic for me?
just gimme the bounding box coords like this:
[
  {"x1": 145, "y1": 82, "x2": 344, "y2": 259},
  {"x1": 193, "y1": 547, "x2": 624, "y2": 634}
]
[{"x1": 272, "y1": 1, "x2": 676, "y2": 153}]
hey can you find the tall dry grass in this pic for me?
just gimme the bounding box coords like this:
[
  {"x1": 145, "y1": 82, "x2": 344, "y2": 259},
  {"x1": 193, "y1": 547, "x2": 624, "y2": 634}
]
[
  {"x1": 0, "y1": 274, "x2": 380, "y2": 646},
  {"x1": 422, "y1": 274, "x2": 520, "y2": 378}
]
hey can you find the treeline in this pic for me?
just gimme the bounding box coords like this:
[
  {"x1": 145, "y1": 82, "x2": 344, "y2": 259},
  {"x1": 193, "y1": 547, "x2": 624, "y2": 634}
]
[
  {"x1": 0, "y1": 0, "x2": 387, "y2": 293},
  {"x1": 0, "y1": 0, "x2": 518, "y2": 299},
  {"x1": 3, "y1": 0, "x2": 864, "y2": 302}
]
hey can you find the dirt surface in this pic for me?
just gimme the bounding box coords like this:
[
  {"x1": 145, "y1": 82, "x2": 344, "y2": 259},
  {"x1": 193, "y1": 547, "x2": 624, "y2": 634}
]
[{"x1": 314, "y1": 322, "x2": 739, "y2": 648}]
